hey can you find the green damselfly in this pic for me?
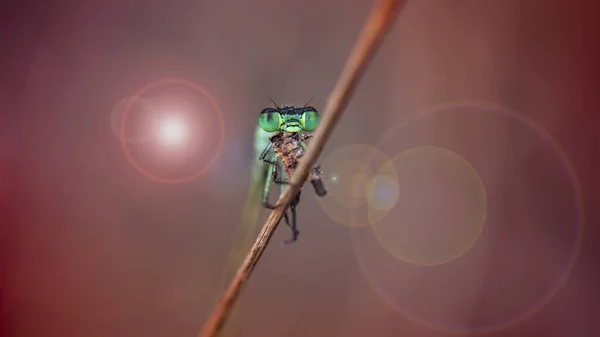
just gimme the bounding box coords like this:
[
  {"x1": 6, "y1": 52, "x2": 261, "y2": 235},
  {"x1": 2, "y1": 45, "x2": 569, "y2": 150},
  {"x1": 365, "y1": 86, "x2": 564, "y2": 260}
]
[
  {"x1": 257, "y1": 103, "x2": 327, "y2": 244},
  {"x1": 217, "y1": 103, "x2": 327, "y2": 337}
]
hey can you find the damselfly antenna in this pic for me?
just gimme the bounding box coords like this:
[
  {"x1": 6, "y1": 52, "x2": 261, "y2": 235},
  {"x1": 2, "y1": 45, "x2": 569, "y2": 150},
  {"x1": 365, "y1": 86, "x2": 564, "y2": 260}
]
[
  {"x1": 302, "y1": 97, "x2": 314, "y2": 109},
  {"x1": 268, "y1": 97, "x2": 281, "y2": 110}
]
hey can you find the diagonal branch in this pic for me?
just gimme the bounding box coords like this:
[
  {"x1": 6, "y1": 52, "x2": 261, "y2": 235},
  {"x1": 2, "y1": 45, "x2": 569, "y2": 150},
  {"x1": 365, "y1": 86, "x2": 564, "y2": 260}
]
[{"x1": 197, "y1": 1, "x2": 405, "y2": 336}]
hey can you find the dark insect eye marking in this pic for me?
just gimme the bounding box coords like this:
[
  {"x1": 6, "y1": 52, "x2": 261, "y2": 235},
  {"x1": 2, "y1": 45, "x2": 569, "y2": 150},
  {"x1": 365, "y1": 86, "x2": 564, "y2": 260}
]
[
  {"x1": 261, "y1": 108, "x2": 278, "y2": 115},
  {"x1": 260, "y1": 108, "x2": 279, "y2": 124}
]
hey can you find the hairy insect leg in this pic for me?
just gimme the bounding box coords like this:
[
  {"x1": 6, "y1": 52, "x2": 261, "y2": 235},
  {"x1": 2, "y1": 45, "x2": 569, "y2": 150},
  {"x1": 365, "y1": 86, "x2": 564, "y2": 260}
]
[
  {"x1": 264, "y1": 171, "x2": 300, "y2": 245},
  {"x1": 282, "y1": 210, "x2": 292, "y2": 233},
  {"x1": 282, "y1": 192, "x2": 302, "y2": 245}
]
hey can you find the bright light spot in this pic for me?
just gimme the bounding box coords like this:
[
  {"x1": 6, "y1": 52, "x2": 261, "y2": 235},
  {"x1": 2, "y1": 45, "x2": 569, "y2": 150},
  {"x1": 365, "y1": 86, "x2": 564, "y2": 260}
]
[{"x1": 159, "y1": 118, "x2": 186, "y2": 145}]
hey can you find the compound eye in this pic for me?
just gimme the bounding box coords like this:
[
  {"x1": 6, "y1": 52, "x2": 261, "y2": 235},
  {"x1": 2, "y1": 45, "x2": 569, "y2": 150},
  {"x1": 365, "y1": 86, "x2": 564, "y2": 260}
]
[
  {"x1": 300, "y1": 107, "x2": 320, "y2": 131},
  {"x1": 258, "y1": 108, "x2": 282, "y2": 132}
]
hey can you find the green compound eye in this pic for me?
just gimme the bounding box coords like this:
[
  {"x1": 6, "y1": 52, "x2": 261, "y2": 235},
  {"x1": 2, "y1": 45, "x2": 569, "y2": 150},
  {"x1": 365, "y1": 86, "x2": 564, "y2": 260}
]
[
  {"x1": 258, "y1": 108, "x2": 282, "y2": 132},
  {"x1": 301, "y1": 107, "x2": 320, "y2": 131}
]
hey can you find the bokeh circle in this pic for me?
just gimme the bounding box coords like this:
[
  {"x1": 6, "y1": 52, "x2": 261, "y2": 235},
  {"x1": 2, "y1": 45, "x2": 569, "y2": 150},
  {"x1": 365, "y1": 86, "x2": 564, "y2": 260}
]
[
  {"x1": 120, "y1": 78, "x2": 225, "y2": 184},
  {"x1": 368, "y1": 146, "x2": 487, "y2": 266},
  {"x1": 365, "y1": 173, "x2": 400, "y2": 212},
  {"x1": 351, "y1": 100, "x2": 584, "y2": 334},
  {"x1": 317, "y1": 144, "x2": 397, "y2": 228}
]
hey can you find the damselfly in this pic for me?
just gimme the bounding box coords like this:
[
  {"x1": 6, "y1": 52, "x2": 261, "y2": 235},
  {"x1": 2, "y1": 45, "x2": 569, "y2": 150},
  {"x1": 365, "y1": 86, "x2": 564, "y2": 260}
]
[
  {"x1": 217, "y1": 104, "x2": 327, "y2": 337},
  {"x1": 257, "y1": 104, "x2": 327, "y2": 244}
]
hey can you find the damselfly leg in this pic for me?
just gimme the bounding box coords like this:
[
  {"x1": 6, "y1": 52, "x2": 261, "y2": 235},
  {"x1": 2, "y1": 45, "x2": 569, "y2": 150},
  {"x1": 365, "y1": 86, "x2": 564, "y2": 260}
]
[
  {"x1": 260, "y1": 153, "x2": 301, "y2": 244},
  {"x1": 283, "y1": 191, "x2": 301, "y2": 245}
]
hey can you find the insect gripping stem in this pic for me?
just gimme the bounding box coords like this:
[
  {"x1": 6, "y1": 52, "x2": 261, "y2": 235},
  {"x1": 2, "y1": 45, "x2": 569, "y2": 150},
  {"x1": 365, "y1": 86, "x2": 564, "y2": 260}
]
[{"x1": 197, "y1": 1, "x2": 404, "y2": 336}]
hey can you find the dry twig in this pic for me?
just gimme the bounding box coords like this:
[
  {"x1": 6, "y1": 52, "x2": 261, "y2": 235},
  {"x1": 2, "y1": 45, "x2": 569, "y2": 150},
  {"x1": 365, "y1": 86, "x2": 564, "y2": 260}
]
[{"x1": 197, "y1": 1, "x2": 404, "y2": 336}]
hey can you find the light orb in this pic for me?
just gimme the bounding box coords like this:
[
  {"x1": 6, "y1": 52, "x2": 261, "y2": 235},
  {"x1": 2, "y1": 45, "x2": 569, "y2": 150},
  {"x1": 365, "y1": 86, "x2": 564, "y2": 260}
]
[{"x1": 159, "y1": 118, "x2": 186, "y2": 145}]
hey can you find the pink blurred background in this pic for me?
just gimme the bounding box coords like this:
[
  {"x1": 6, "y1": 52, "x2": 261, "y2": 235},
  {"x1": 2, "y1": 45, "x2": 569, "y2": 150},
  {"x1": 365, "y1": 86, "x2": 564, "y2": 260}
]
[{"x1": 2, "y1": 0, "x2": 599, "y2": 336}]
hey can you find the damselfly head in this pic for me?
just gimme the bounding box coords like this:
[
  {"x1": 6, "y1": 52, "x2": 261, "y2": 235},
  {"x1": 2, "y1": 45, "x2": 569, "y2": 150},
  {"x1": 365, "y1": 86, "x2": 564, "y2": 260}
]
[{"x1": 258, "y1": 105, "x2": 320, "y2": 133}]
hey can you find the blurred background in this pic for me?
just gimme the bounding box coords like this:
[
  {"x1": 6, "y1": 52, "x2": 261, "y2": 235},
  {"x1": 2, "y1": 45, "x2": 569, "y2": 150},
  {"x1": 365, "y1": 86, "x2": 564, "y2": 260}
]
[{"x1": 1, "y1": 0, "x2": 599, "y2": 336}]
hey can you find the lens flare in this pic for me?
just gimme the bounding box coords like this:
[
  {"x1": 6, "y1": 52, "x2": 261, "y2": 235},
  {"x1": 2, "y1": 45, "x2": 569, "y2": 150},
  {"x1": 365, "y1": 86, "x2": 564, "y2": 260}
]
[
  {"x1": 365, "y1": 174, "x2": 400, "y2": 212},
  {"x1": 329, "y1": 160, "x2": 374, "y2": 209},
  {"x1": 316, "y1": 144, "x2": 396, "y2": 228},
  {"x1": 109, "y1": 95, "x2": 157, "y2": 144},
  {"x1": 158, "y1": 117, "x2": 187, "y2": 146},
  {"x1": 119, "y1": 78, "x2": 225, "y2": 184},
  {"x1": 350, "y1": 100, "x2": 584, "y2": 334},
  {"x1": 370, "y1": 146, "x2": 487, "y2": 267}
]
